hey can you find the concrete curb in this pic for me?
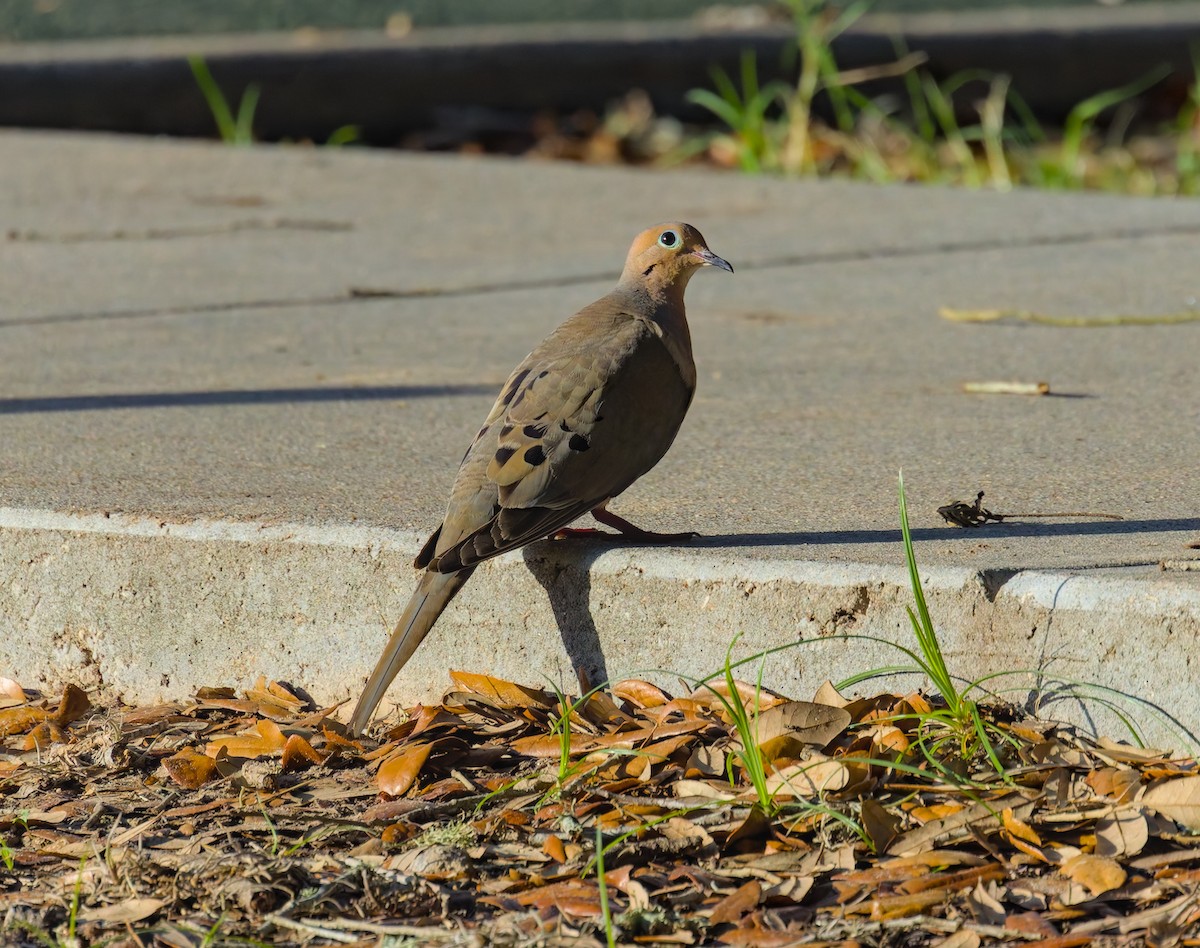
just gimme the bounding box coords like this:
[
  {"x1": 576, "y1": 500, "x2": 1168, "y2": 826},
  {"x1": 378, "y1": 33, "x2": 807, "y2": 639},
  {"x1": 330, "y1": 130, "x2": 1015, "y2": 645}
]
[
  {"x1": 3, "y1": 507, "x2": 1196, "y2": 749},
  {"x1": 2, "y1": 5, "x2": 1200, "y2": 140}
]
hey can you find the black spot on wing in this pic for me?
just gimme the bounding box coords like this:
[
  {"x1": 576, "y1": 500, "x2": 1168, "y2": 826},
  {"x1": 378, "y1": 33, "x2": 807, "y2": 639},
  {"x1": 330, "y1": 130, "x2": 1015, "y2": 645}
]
[
  {"x1": 501, "y1": 369, "x2": 530, "y2": 406},
  {"x1": 499, "y1": 424, "x2": 513, "y2": 437},
  {"x1": 494, "y1": 445, "x2": 516, "y2": 465},
  {"x1": 559, "y1": 420, "x2": 572, "y2": 432},
  {"x1": 523, "y1": 423, "x2": 548, "y2": 439},
  {"x1": 569, "y1": 434, "x2": 590, "y2": 452},
  {"x1": 524, "y1": 444, "x2": 546, "y2": 466}
]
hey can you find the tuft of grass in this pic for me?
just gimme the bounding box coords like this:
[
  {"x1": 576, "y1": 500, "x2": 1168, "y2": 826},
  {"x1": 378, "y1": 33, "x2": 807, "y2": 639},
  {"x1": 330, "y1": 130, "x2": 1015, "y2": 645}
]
[
  {"x1": 713, "y1": 639, "x2": 777, "y2": 815},
  {"x1": 409, "y1": 818, "x2": 476, "y2": 850},
  {"x1": 684, "y1": 0, "x2": 1190, "y2": 194},
  {"x1": 685, "y1": 50, "x2": 788, "y2": 173},
  {"x1": 188, "y1": 55, "x2": 259, "y2": 146}
]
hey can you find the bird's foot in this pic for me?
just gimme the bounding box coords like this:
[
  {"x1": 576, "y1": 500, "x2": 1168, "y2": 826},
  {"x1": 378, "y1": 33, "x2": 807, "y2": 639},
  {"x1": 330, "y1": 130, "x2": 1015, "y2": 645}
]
[{"x1": 551, "y1": 507, "x2": 699, "y2": 544}]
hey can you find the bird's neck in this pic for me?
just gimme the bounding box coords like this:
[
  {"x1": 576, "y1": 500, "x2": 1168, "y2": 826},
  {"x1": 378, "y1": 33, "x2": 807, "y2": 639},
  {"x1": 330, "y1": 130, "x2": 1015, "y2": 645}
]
[{"x1": 615, "y1": 279, "x2": 696, "y2": 388}]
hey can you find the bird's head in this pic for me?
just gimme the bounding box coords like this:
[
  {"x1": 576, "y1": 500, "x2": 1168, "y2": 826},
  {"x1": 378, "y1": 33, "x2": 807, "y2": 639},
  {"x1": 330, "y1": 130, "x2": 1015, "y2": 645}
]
[{"x1": 620, "y1": 222, "x2": 733, "y2": 295}]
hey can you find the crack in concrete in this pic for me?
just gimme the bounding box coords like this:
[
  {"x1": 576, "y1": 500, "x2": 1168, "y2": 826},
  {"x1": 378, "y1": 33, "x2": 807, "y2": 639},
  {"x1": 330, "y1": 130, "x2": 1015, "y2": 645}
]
[
  {"x1": 4, "y1": 218, "x2": 354, "y2": 243},
  {"x1": 4, "y1": 221, "x2": 1199, "y2": 330}
]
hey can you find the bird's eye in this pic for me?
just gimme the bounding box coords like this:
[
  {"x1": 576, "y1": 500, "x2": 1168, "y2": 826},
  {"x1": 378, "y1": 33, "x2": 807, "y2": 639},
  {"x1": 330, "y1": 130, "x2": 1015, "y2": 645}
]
[{"x1": 658, "y1": 230, "x2": 679, "y2": 248}]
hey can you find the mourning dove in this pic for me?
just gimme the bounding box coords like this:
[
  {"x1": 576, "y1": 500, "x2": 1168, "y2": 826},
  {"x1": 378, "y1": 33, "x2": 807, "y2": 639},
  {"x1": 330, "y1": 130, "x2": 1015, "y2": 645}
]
[{"x1": 349, "y1": 223, "x2": 732, "y2": 734}]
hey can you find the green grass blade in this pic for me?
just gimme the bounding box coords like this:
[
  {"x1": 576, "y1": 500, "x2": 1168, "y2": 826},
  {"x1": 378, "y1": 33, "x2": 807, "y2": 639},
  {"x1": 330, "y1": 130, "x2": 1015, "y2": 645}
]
[
  {"x1": 898, "y1": 472, "x2": 960, "y2": 710},
  {"x1": 188, "y1": 55, "x2": 237, "y2": 142}
]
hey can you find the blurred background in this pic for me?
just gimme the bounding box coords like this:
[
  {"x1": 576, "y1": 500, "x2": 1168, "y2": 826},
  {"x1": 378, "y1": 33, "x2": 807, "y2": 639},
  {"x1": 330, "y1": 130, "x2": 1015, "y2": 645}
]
[{"x1": 2, "y1": 0, "x2": 1199, "y2": 193}]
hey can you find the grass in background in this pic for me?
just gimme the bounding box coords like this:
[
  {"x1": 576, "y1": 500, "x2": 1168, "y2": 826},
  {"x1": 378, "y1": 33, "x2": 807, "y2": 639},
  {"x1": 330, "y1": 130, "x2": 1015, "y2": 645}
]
[
  {"x1": 683, "y1": 1, "x2": 1200, "y2": 195},
  {"x1": 188, "y1": 55, "x2": 360, "y2": 148},
  {"x1": 188, "y1": 55, "x2": 258, "y2": 146}
]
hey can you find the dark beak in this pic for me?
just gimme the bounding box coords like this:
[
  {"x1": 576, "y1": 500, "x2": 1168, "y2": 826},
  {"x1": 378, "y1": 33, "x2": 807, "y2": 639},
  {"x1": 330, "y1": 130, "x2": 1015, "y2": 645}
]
[{"x1": 693, "y1": 248, "x2": 734, "y2": 273}]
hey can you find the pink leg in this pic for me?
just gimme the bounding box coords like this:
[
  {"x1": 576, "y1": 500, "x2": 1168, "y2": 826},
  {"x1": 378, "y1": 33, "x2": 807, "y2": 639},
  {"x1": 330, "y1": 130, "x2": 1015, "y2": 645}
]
[{"x1": 552, "y1": 505, "x2": 698, "y2": 543}]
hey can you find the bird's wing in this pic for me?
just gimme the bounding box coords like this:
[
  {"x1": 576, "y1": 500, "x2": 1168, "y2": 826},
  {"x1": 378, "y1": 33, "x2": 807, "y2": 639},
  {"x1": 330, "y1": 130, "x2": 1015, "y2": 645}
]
[{"x1": 428, "y1": 306, "x2": 693, "y2": 572}]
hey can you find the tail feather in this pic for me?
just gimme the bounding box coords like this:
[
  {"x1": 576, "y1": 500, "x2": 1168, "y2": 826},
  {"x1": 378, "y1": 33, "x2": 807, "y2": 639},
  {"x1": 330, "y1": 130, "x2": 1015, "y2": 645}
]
[{"x1": 349, "y1": 567, "x2": 474, "y2": 735}]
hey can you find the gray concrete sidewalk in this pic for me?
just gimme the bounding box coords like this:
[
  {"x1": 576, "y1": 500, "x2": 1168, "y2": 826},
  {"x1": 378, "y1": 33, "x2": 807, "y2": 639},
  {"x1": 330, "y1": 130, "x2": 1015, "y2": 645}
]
[{"x1": 2, "y1": 131, "x2": 1198, "y2": 743}]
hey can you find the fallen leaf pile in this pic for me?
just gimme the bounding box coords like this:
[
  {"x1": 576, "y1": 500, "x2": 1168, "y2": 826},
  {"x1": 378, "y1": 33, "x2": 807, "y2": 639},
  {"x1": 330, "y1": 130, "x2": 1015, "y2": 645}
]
[{"x1": 2, "y1": 671, "x2": 1200, "y2": 946}]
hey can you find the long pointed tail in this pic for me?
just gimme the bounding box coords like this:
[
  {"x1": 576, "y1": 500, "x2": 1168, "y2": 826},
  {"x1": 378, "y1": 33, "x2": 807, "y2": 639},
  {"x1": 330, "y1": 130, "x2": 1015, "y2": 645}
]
[{"x1": 349, "y1": 567, "x2": 475, "y2": 735}]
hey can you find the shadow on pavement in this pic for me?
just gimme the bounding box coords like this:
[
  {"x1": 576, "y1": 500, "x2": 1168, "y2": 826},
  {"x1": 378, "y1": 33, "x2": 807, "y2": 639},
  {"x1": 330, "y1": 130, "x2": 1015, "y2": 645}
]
[
  {"x1": 522, "y1": 545, "x2": 610, "y2": 695},
  {"x1": 0, "y1": 384, "x2": 497, "y2": 413},
  {"x1": 697, "y1": 518, "x2": 1200, "y2": 547}
]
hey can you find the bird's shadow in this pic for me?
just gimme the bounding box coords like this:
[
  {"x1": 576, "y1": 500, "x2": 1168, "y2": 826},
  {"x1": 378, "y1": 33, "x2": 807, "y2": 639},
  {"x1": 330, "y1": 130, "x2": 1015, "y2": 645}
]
[{"x1": 521, "y1": 544, "x2": 611, "y2": 694}]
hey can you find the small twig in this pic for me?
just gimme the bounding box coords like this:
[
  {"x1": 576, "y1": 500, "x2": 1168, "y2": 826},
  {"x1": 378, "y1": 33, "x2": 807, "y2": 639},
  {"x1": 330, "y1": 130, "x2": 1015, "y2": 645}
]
[
  {"x1": 309, "y1": 916, "x2": 464, "y2": 939},
  {"x1": 962, "y1": 381, "x2": 1050, "y2": 396},
  {"x1": 937, "y1": 491, "x2": 1123, "y2": 528},
  {"x1": 264, "y1": 914, "x2": 359, "y2": 943}
]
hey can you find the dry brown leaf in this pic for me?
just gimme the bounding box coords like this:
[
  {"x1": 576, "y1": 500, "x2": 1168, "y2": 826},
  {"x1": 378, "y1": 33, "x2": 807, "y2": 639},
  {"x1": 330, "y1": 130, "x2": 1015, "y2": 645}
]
[
  {"x1": 245, "y1": 676, "x2": 305, "y2": 715},
  {"x1": 55, "y1": 683, "x2": 91, "y2": 725},
  {"x1": 612, "y1": 679, "x2": 670, "y2": 709},
  {"x1": 898, "y1": 691, "x2": 933, "y2": 716},
  {"x1": 672, "y1": 777, "x2": 734, "y2": 801},
  {"x1": 1085, "y1": 766, "x2": 1142, "y2": 803},
  {"x1": 812, "y1": 679, "x2": 849, "y2": 707},
  {"x1": 0, "y1": 705, "x2": 48, "y2": 737},
  {"x1": 1004, "y1": 912, "x2": 1058, "y2": 938},
  {"x1": 0, "y1": 677, "x2": 25, "y2": 709},
  {"x1": 81, "y1": 897, "x2": 164, "y2": 923},
  {"x1": 1143, "y1": 776, "x2": 1200, "y2": 829},
  {"x1": 708, "y1": 879, "x2": 761, "y2": 924},
  {"x1": 1002, "y1": 806, "x2": 1043, "y2": 846},
  {"x1": 205, "y1": 719, "x2": 286, "y2": 759},
  {"x1": 753, "y1": 700, "x2": 851, "y2": 749},
  {"x1": 163, "y1": 748, "x2": 219, "y2": 789},
  {"x1": 758, "y1": 734, "x2": 808, "y2": 764},
  {"x1": 690, "y1": 679, "x2": 784, "y2": 720},
  {"x1": 868, "y1": 724, "x2": 910, "y2": 756},
  {"x1": 23, "y1": 721, "x2": 68, "y2": 750},
  {"x1": 686, "y1": 744, "x2": 726, "y2": 778},
  {"x1": 861, "y1": 798, "x2": 902, "y2": 853},
  {"x1": 1094, "y1": 807, "x2": 1149, "y2": 858},
  {"x1": 281, "y1": 733, "x2": 325, "y2": 772},
  {"x1": 322, "y1": 726, "x2": 363, "y2": 754},
  {"x1": 1062, "y1": 853, "x2": 1126, "y2": 896},
  {"x1": 964, "y1": 879, "x2": 1006, "y2": 925},
  {"x1": 376, "y1": 742, "x2": 434, "y2": 797},
  {"x1": 601, "y1": 864, "x2": 651, "y2": 912},
  {"x1": 764, "y1": 754, "x2": 849, "y2": 798},
  {"x1": 449, "y1": 671, "x2": 552, "y2": 709},
  {"x1": 883, "y1": 850, "x2": 988, "y2": 871},
  {"x1": 1095, "y1": 736, "x2": 1171, "y2": 763},
  {"x1": 909, "y1": 802, "x2": 966, "y2": 823},
  {"x1": 543, "y1": 834, "x2": 567, "y2": 863}
]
